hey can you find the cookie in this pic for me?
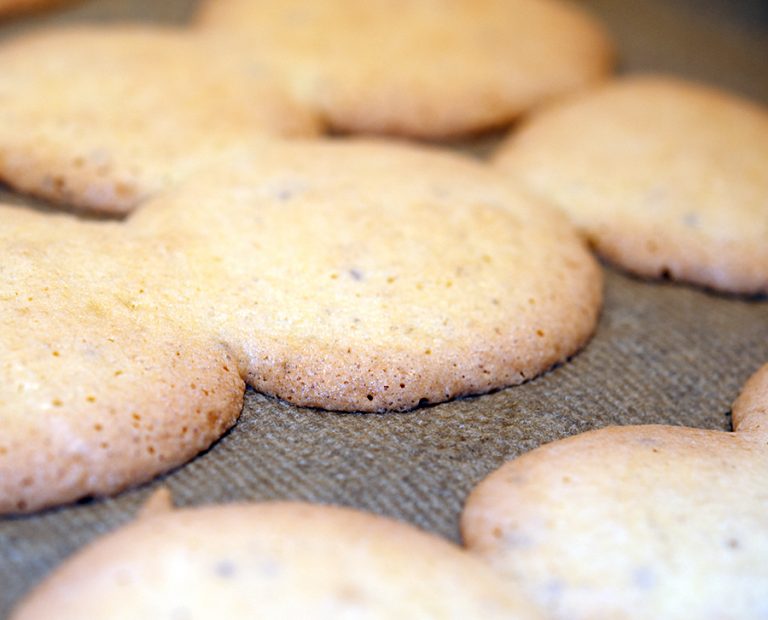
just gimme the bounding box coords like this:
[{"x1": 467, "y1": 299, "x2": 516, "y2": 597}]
[
  {"x1": 1, "y1": 139, "x2": 600, "y2": 512},
  {"x1": 462, "y1": 363, "x2": 768, "y2": 620},
  {"x1": 130, "y1": 139, "x2": 603, "y2": 412},
  {"x1": 0, "y1": 26, "x2": 322, "y2": 214},
  {"x1": 494, "y1": 75, "x2": 768, "y2": 295},
  {"x1": 0, "y1": 0, "x2": 72, "y2": 19},
  {"x1": 12, "y1": 501, "x2": 542, "y2": 619},
  {"x1": 196, "y1": 0, "x2": 614, "y2": 138},
  {"x1": 0, "y1": 203, "x2": 246, "y2": 513}
]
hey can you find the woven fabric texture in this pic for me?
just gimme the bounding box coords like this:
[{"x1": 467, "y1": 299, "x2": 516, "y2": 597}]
[{"x1": 1, "y1": 0, "x2": 767, "y2": 616}]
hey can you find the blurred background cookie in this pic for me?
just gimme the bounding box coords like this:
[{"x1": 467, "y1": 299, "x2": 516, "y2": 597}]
[
  {"x1": 13, "y1": 501, "x2": 542, "y2": 619},
  {"x1": 196, "y1": 0, "x2": 614, "y2": 138},
  {"x1": 494, "y1": 75, "x2": 768, "y2": 294},
  {"x1": 0, "y1": 0, "x2": 77, "y2": 20},
  {"x1": 0, "y1": 26, "x2": 322, "y2": 214}
]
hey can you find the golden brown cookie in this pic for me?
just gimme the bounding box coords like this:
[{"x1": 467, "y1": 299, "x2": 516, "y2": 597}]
[
  {"x1": 494, "y1": 75, "x2": 768, "y2": 295},
  {"x1": 0, "y1": 204, "x2": 245, "y2": 514},
  {"x1": 196, "y1": 0, "x2": 614, "y2": 138},
  {"x1": 12, "y1": 501, "x2": 543, "y2": 619},
  {"x1": 0, "y1": 26, "x2": 322, "y2": 214},
  {"x1": 462, "y1": 363, "x2": 768, "y2": 620},
  {"x1": 1, "y1": 139, "x2": 601, "y2": 513},
  {"x1": 130, "y1": 139, "x2": 603, "y2": 412}
]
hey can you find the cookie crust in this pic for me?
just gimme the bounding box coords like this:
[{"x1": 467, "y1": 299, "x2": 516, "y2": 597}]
[
  {"x1": 0, "y1": 26, "x2": 322, "y2": 214},
  {"x1": 462, "y1": 363, "x2": 768, "y2": 619},
  {"x1": 495, "y1": 75, "x2": 768, "y2": 294},
  {"x1": 12, "y1": 502, "x2": 542, "y2": 619},
  {"x1": 197, "y1": 0, "x2": 614, "y2": 137}
]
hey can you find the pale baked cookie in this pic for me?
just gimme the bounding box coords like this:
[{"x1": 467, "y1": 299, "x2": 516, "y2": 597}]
[
  {"x1": 1, "y1": 140, "x2": 600, "y2": 513},
  {"x1": 196, "y1": 0, "x2": 614, "y2": 138},
  {"x1": 130, "y1": 139, "x2": 603, "y2": 412},
  {"x1": 0, "y1": 26, "x2": 322, "y2": 214},
  {"x1": 11, "y1": 501, "x2": 543, "y2": 619},
  {"x1": 494, "y1": 75, "x2": 768, "y2": 295},
  {"x1": 462, "y1": 364, "x2": 768, "y2": 620},
  {"x1": 0, "y1": 204, "x2": 246, "y2": 514}
]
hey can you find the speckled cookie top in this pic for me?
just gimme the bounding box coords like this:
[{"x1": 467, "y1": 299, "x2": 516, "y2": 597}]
[
  {"x1": 462, "y1": 363, "x2": 768, "y2": 620},
  {"x1": 0, "y1": 204, "x2": 246, "y2": 514},
  {"x1": 1, "y1": 138, "x2": 601, "y2": 514},
  {"x1": 0, "y1": 25, "x2": 322, "y2": 213},
  {"x1": 129, "y1": 139, "x2": 603, "y2": 412},
  {"x1": 494, "y1": 75, "x2": 768, "y2": 294}
]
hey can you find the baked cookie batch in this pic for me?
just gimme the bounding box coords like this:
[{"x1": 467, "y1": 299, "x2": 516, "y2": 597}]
[{"x1": 2, "y1": 0, "x2": 766, "y2": 618}]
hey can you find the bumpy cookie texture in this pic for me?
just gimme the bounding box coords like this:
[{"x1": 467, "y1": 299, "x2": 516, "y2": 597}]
[
  {"x1": 1, "y1": 140, "x2": 600, "y2": 512},
  {"x1": 0, "y1": 26, "x2": 322, "y2": 214},
  {"x1": 462, "y1": 364, "x2": 768, "y2": 620},
  {"x1": 0, "y1": 205, "x2": 246, "y2": 514},
  {"x1": 12, "y1": 501, "x2": 543, "y2": 619},
  {"x1": 196, "y1": 0, "x2": 614, "y2": 138},
  {"x1": 494, "y1": 75, "x2": 768, "y2": 295},
  {"x1": 131, "y1": 140, "x2": 603, "y2": 412}
]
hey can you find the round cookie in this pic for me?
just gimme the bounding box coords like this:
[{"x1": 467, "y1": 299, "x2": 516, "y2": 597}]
[
  {"x1": 1, "y1": 139, "x2": 600, "y2": 512},
  {"x1": 196, "y1": 0, "x2": 614, "y2": 138},
  {"x1": 0, "y1": 204, "x2": 246, "y2": 513},
  {"x1": 494, "y1": 75, "x2": 768, "y2": 295},
  {"x1": 130, "y1": 139, "x2": 603, "y2": 412},
  {"x1": 0, "y1": 26, "x2": 322, "y2": 214},
  {"x1": 462, "y1": 364, "x2": 768, "y2": 620},
  {"x1": 12, "y1": 501, "x2": 543, "y2": 619}
]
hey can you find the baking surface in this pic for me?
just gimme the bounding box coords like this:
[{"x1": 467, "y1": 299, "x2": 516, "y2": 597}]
[{"x1": 1, "y1": 0, "x2": 767, "y2": 616}]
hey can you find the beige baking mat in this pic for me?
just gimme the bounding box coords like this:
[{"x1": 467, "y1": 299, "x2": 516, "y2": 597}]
[{"x1": 1, "y1": 0, "x2": 767, "y2": 616}]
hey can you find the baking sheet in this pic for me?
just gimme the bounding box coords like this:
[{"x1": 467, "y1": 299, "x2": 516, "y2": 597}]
[{"x1": 1, "y1": 0, "x2": 767, "y2": 616}]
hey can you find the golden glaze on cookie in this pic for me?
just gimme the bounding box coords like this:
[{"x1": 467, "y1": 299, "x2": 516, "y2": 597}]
[
  {"x1": 462, "y1": 364, "x2": 768, "y2": 620},
  {"x1": 12, "y1": 502, "x2": 543, "y2": 618},
  {"x1": 0, "y1": 26, "x2": 322, "y2": 214},
  {"x1": 197, "y1": 0, "x2": 614, "y2": 138},
  {"x1": 495, "y1": 75, "x2": 768, "y2": 294}
]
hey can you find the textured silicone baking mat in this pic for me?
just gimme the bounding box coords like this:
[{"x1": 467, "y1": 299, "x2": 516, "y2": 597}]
[{"x1": 1, "y1": 0, "x2": 767, "y2": 616}]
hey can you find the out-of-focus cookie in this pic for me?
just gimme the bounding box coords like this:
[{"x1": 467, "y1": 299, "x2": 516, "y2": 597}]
[
  {"x1": 462, "y1": 364, "x2": 768, "y2": 620},
  {"x1": 0, "y1": 26, "x2": 322, "y2": 214},
  {"x1": 494, "y1": 75, "x2": 768, "y2": 295},
  {"x1": 12, "y1": 501, "x2": 543, "y2": 619},
  {"x1": 196, "y1": 0, "x2": 614, "y2": 138},
  {"x1": 0, "y1": 204, "x2": 245, "y2": 514},
  {"x1": 0, "y1": 0, "x2": 73, "y2": 19},
  {"x1": 130, "y1": 139, "x2": 603, "y2": 412}
]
